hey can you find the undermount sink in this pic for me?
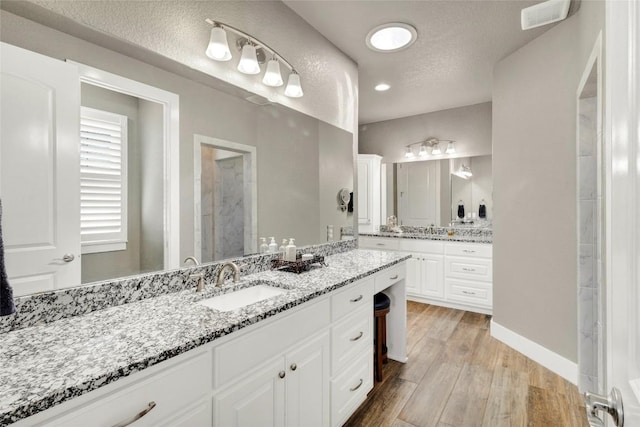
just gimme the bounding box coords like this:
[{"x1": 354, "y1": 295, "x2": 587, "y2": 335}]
[{"x1": 198, "y1": 283, "x2": 287, "y2": 312}]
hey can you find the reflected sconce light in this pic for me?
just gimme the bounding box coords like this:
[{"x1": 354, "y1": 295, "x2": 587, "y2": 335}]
[
  {"x1": 453, "y1": 163, "x2": 473, "y2": 179},
  {"x1": 205, "y1": 19, "x2": 303, "y2": 97},
  {"x1": 404, "y1": 137, "x2": 455, "y2": 158}
]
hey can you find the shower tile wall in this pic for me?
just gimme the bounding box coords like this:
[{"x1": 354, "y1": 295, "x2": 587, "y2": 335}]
[
  {"x1": 213, "y1": 156, "x2": 244, "y2": 259},
  {"x1": 577, "y1": 96, "x2": 601, "y2": 393},
  {"x1": 201, "y1": 146, "x2": 216, "y2": 262}
]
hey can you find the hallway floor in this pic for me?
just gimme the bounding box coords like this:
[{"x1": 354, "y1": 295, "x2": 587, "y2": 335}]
[{"x1": 344, "y1": 301, "x2": 589, "y2": 427}]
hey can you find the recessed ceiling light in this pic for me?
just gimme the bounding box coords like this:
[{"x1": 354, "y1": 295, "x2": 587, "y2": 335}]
[
  {"x1": 375, "y1": 83, "x2": 390, "y2": 91},
  {"x1": 366, "y1": 23, "x2": 417, "y2": 53}
]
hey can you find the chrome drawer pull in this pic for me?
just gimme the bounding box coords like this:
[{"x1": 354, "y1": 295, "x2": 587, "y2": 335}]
[
  {"x1": 462, "y1": 267, "x2": 476, "y2": 272},
  {"x1": 350, "y1": 331, "x2": 364, "y2": 341},
  {"x1": 462, "y1": 249, "x2": 476, "y2": 253},
  {"x1": 350, "y1": 295, "x2": 363, "y2": 303},
  {"x1": 112, "y1": 401, "x2": 156, "y2": 427},
  {"x1": 350, "y1": 379, "x2": 364, "y2": 392},
  {"x1": 389, "y1": 275, "x2": 398, "y2": 280},
  {"x1": 462, "y1": 290, "x2": 476, "y2": 296}
]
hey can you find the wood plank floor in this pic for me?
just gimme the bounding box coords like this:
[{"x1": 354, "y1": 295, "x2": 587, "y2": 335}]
[{"x1": 344, "y1": 301, "x2": 589, "y2": 427}]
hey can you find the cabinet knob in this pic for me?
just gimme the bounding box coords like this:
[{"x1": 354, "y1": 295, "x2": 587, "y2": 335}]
[
  {"x1": 278, "y1": 371, "x2": 286, "y2": 379},
  {"x1": 290, "y1": 363, "x2": 297, "y2": 371}
]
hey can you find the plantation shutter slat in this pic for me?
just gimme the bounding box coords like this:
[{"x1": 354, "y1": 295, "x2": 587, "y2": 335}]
[{"x1": 80, "y1": 107, "x2": 128, "y2": 250}]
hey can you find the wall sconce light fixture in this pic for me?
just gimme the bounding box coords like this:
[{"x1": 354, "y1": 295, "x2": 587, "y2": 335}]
[
  {"x1": 205, "y1": 19, "x2": 303, "y2": 98},
  {"x1": 404, "y1": 138, "x2": 455, "y2": 158}
]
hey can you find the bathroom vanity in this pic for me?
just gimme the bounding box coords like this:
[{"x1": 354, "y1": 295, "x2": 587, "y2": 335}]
[
  {"x1": 0, "y1": 249, "x2": 408, "y2": 427},
  {"x1": 359, "y1": 230, "x2": 492, "y2": 314}
]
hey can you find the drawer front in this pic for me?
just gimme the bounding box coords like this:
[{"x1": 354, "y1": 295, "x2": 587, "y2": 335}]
[
  {"x1": 445, "y1": 242, "x2": 492, "y2": 258},
  {"x1": 399, "y1": 239, "x2": 444, "y2": 254},
  {"x1": 214, "y1": 297, "x2": 330, "y2": 388},
  {"x1": 445, "y1": 256, "x2": 492, "y2": 282},
  {"x1": 331, "y1": 305, "x2": 372, "y2": 375},
  {"x1": 359, "y1": 236, "x2": 400, "y2": 251},
  {"x1": 331, "y1": 277, "x2": 374, "y2": 322},
  {"x1": 374, "y1": 264, "x2": 406, "y2": 293},
  {"x1": 445, "y1": 278, "x2": 492, "y2": 308},
  {"x1": 50, "y1": 352, "x2": 211, "y2": 427},
  {"x1": 330, "y1": 351, "x2": 373, "y2": 427}
]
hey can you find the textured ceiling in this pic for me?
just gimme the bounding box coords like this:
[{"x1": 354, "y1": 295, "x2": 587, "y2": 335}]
[{"x1": 284, "y1": 0, "x2": 553, "y2": 124}]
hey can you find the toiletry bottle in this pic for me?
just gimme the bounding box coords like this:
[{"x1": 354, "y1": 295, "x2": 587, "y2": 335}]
[
  {"x1": 285, "y1": 238, "x2": 297, "y2": 262},
  {"x1": 268, "y1": 237, "x2": 277, "y2": 253},
  {"x1": 279, "y1": 239, "x2": 287, "y2": 254},
  {"x1": 259, "y1": 237, "x2": 268, "y2": 254}
]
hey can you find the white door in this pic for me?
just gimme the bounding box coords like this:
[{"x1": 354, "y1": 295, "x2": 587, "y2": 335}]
[
  {"x1": 398, "y1": 161, "x2": 440, "y2": 227},
  {"x1": 285, "y1": 332, "x2": 330, "y2": 427},
  {"x1": 0, "y1": 42, "x2": 80, "y2": 296},
  {"x1": 587, "y1": 2, "x2": 640, "y2": 425}
]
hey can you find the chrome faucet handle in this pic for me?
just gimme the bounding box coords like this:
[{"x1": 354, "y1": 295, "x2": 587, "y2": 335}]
[
  {"x1": 184, "y1": 256, "x2": 200, "y2": 266},
  {"x1": 189, "y1": 271, "x2": 205, "y2": 292}
]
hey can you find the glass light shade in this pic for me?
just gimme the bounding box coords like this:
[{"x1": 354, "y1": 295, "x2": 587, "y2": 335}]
[
  {"x1": 205, "y1": 26, "x2": 232, "y2": 61},
  {"x1": 431, "y1": 144, "x2": 442, "y2": 155},
  {"x1": 404, "y1": 147, "x2": 414, "y2": 158},
  {"x1": 445, "y1": 141, "x2": 456, "y2": 154},
  {"x1": 418, "y1": 144, "x2": 428, "y2": 156},
  {"x1": 284, "y1": 72, "x2": 304, "y2": 98},
  {"x1": 263, "y1": 59, "x2": 284, "y2": 87},
  {"x1": 366, "y1": 23, "x2": 417, "y2": 52},
  {"x1": 237, "y1": 44, "x2": 261, "y2": 75}
]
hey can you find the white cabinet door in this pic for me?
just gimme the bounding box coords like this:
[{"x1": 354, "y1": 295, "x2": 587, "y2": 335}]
[
  {"x1": 405, "y1": 256, "x2": 422, "y2": 295},
  {"x1": 214, "y1": 358, "x2": 286, "y2": 427},
  {"x1": 285, "y1": 332, "x2": 330, "y2": 427},
  {"x1": 0, "y1": 42, "x2": 81, "y2": 295},
  {"x1": 421, "y1": 254, "x2": 444, "y2": 299}
]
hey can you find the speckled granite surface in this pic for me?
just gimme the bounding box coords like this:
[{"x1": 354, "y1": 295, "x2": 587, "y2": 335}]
[
  {"x1": 0, "y1": 248, "x2": 407, "y2": 425},
  {"x1": 0, "y1": 239, "x2": 357, "y2": 334},
  {"x1": 362, "y1": 224, "x2": 492, "y2": 243}
]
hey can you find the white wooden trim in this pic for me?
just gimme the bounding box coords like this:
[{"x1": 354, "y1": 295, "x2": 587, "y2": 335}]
[
  {"x1": 406, "y1": 294, "x2": 492, "y2": 315},
  {"x1": 193, "y1": 134, "x2": 258, "y2": 260},
  {"x1": 70, "y1": 61, "x2": 180, "y2": 270},
  {"x1": 490, "y1": 320, "x2": 578, "y2": 384}
]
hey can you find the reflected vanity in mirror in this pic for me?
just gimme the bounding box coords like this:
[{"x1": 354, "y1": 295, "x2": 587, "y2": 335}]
[{"x1": 384, "y1": 155, "x2": 492, "y2": 228}]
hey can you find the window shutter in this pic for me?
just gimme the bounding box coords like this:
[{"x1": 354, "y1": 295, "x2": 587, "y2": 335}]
[{"x1": 80, "y1": 107, "x2": 128, "y2": 253}]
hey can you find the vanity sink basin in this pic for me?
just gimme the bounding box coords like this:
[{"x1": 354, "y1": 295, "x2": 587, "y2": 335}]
[{"x1": 198, "y1": 283, "x2": 287, "y2": 312}]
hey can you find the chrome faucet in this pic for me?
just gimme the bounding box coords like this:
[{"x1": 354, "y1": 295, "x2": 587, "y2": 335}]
[
  {"x1": 184, "y1": 257, "x2": 205, "y2": 292},
  {"x1": 215, "y1": 262, "x2": 240, "y2": 287}
]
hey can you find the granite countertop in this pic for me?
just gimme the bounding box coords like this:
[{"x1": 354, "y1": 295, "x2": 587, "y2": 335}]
[
  {"x1": 359, "y1": 231, "x2": 492, "y2": 244},
  {"x1": 0, "y1": 249, "x2": 410, "y2": 425}
]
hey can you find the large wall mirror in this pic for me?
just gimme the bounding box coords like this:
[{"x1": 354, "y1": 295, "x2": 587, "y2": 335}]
[
  {"x1": 384, "y1": 155, "x2": 492, "y2": 228},
  {"x1": 1, "y1": 35, "x2": 354, "y2": 296}
]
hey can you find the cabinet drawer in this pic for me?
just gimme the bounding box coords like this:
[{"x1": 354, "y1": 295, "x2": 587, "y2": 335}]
[
  {"x1": 445, "y1": 278, "x2": 492, "y2": 308},
  {"x1": 445, "y1": 256, "x2": 492, "y2": 282},
  {"x1": 374, "y1": 264, "x2": 406, "y2": 293},
  {"x1": 214, "y1": 298, "x2": 330, "y2": 388},
  {"x1": 331, "y1": 278, "x2": 374, "y2": 322},
  {"x1": 359, "y1": 236, "x2": 400, "y2": 251},
  {"x1": 49, "y1": 352, "x2": 211, "y2": 427},
  {"x1": 445, "y1": 242, "x2": 492, "y2": 258},
  {"x1": 330, "y1": 351, "x2": 373, "y2": 427},
  {"x1": 399, "y1": 239, "x2": 444, "y2": 254},
  {"x1": 331, "y1": 305, "x2": 372, "y2": 375}
]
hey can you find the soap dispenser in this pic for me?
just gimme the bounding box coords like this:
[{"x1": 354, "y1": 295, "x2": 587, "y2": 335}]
[
  {"x1": 285, "y1": 238, "x2": 297, "y2": 262},
  {"x1": 279, "y1": 239, "x2": 287, "y2": 254},
  {"x1": 259, "y1": 237, "x2": 269, "y2": 254},
  {"x1": 268, "y1": 237, "x2": 278, "y2": 253}
]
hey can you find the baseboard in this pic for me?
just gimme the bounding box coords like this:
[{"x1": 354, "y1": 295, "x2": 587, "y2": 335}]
[
  {"x1": 490, "y1": 320, "x2": 578, "y2": 385},
  {"x1": 407, "y1": 294, "x2": 492, "y2": 315}
]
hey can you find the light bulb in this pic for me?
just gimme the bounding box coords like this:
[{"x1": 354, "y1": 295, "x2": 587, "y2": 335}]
[
  {"x1": 263, "y1": 58, "x2": 284, "y2": 87},
  {"x1": 284, "y1": 72, "x2": 304, "y2": 98},
  {"x1": 445, "y1": 141, "x2": 456, "y2": 154},
  {"x1": 237, "y1": 43, "x2": 260, "y2": 75},
  {"x1": 205, "y1": 26, "x2": 232, "y2": 61}
]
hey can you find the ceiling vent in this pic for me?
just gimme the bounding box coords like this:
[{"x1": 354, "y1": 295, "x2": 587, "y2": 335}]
[{"x1": 521, "y1": 0, "x2": 573, "y2": 30}]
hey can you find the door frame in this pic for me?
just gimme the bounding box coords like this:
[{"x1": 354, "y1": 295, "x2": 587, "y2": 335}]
[
  {"x1": 70, "y1": 61, "x2": 181, "y2": 271},
  {"x1": 193, "y1": 134, "x2": 257, "y2": 261},
  {"x1": 604, "y1": 0, "x2": 640, "y2": 420}
]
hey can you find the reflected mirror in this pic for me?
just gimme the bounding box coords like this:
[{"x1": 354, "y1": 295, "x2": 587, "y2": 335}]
[{"x1": 384, "y1": 155, "x2": 492, "y2": 227}]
